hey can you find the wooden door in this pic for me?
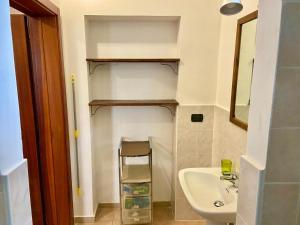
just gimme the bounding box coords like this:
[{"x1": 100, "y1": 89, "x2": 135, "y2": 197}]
[
  {"x1": 26, "y1": 15, "x2": 74, "y2": 225},
  {"x1": 11, "y1": 15, "x2": 44, "y2": 225},
  {"x1": 10, "y1": 9, "x2": 74, "y2": 225}
]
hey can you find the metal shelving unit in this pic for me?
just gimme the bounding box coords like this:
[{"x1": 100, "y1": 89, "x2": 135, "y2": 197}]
[{"x1": 118, "y1": 137, "x2": 153, "y2": 225}]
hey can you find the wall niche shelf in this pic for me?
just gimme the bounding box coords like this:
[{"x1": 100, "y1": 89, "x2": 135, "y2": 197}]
[
  {"x1": 86, "y1": 58, "x2": 180, "y2": 75},
  {"x1": 89, "y1": 99, "x2": 179, "y2": 116}
]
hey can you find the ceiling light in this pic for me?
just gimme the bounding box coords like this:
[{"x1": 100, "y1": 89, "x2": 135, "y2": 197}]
[{"x1": 220, "y1": 0, "x2": 243, "y2": 16}]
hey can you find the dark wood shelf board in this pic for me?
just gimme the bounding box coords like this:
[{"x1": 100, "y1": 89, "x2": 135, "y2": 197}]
[
  {"x1": 89, "y1": 99, "x2": 179, "y2": 107},
  {"x1": 86, "y1": 58, "x2": 180, "y2": 63}
]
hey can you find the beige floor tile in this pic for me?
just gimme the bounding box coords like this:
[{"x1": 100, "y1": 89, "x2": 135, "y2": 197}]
[
  {"x1": 94, "y1": 221, "x2": 113, "y2": 225},
  {"x1": 75, "y1": 224, "x2": 94, "y2": 225},
  {"x1": 112, "y1": 220, "x2": 122, "y2": 225},
  {"x1": 75, "y1": 222, "x2": 113, "y2": 225},
  {"x1": 174, "y1": 221, "x2": 206, "y2": 225},
  {"x1": 153, "y1": 206, "x2": 174, "y2": 221},
  {"x1": 153, "y1": 221, "x2": 175, "y2": 225},
  {"x1": 97, "y1": 208, "x2": 115, "y2": 221},
  {"x1": 114, "y1": 208, "x2": 121, "y2": 220},
  {"x1": 79, "y1": 206, "x2": 204, "y2": 225}
]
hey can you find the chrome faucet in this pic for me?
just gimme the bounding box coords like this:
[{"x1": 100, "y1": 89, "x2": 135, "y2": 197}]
[{"x1": 220, "y1": 172, "x2": 239, "y2": 189}]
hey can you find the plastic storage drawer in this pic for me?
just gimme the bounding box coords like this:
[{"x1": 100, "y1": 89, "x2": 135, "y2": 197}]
[
  {"x1": 122, "y1": 209, "x2": 151, "y2": 224},
  {"x1": 122, "y1": 183, "x2": 150, "y2": 196},
  {"x1": 123, "y1": 196, "x2": 151, "y2": 209}
]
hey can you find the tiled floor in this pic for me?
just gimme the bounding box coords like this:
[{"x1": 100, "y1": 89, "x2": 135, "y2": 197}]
[{"x1": 76, "y1": 206, "x2": 205, "y2": 225}]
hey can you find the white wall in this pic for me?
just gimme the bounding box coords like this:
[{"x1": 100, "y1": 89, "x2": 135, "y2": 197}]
[
  {"x1": 85, "y1": 16, "x2": 180, "y2": 58},
  {"x1": 85, "y1": 16, "x2": 179, "y2": 203},
  {"x1": 85, "y1": 16, "x2": 179, "y2": 202},
  {"x1": 1, "y1": 1, "x2": 31, "y2": 224},
  {"x1": 60, "y1": 0, "x2": 221, "y2": 217},
  {"x1": 246, "y1": 0, "x2": 282, "y2": 168},
  {"x1": 237, "y1": 1, "x2": 283, "y2": 224},
  {"x1": 50, "y1": 0, "x2": 59, "y2": 7},
  {"x1": 93, "y1": 109, "x2": 174, "y2": 203},
  {"x1": 216, "y1": 0, "x2": 259, "y2": 110},
  {"x1": 0, "y1": 0, "x2": 23, "y2": 175},
  {"x1": 211, "y1": 0, "x2": 258, "y2": 175}
]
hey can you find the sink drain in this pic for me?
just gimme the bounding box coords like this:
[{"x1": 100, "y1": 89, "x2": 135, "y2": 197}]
[{"x1": 213, "y1": 200, "x2": 225, "y2": 207}]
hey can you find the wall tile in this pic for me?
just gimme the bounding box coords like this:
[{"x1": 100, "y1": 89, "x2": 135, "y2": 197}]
[
  {"x1": 198, "y1": 130, "x2": 213, "y2": 156},
  {"x1": 2, "y1": 160, "x2": 32, "y2": 225},
  {"x1": 176, "y1": 129, "x2": 212, "y2": 170},
  {"x1": 271, "y1": 67, "x2": 300, "y2": 128},
  {"x1": 236, "y1": 214, "x2": 248, "y2": 225},
  {"x1": 0, "y1": 177, "x2": 8, "y2": 225},
  {"x1": 297, "y1": 204, "x2": 300, "y2": 225},
  {"x1": 212, "y1": 107, "x2": 247, "y2": 171},
  {"x1": 176, "y1": 106, "x2": 247, "y2": 221},
  {"x1": 278, "y1": 2, "x2": 300, "y2": 67},
  {"x1": 237, "y1": 156, "x2": 264, "y2": 225},
  {"x1": 177, "y1": 106, "x2": 214, "y2": 131},
  {"x1": 197, "y1": 153, "x2": 212, "y2": 167},
  {"x1": 175, "y1": 106, "x2": 214, "y2": 221},
  {"x1": 177, "y1": 153, "x2": 211, "y2": 171},
  {"x1": 261, "y1": 183, "x2": 300, "y2": 225},
  {"x1": 0, "y1": 191, "x2": 8, "y2": 225},
  {"x1": 175, "y1": 197, "x2": 205, "y2": 221},
  {"x1": 0, "y1": 177, "x2": 3, "y2": 192},
  {"x1": 175, "y1": 177, "x2": 186, "y2": 199},
  {"x1": 265, "y1": 128, "x2": 300, "y2": 182},
  {"x1": 177, "y1": 129, "x2": 201, "y2": 156},
  {"x1": 176, "y1": 105, "x2": 214, "y2": 171}
]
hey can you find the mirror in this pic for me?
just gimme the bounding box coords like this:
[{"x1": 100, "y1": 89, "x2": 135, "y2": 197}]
[{"x1": 230, "y1": 11, "x2": 258, "y2": 130}]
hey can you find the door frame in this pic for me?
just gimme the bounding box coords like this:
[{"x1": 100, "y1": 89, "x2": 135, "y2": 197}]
[{"x1": 9, "y1": 1, "x2": 73, "y2": 225}]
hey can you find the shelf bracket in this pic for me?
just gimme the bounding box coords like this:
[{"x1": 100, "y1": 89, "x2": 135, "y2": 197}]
[
  {"x1": 88, "y1": 62, "x2": 106, "y2": 75},
  {"x1": 90, "y1": 106, "x2": 102, "y2": 116},
  {"x1": 159, "y1": 105, "x2": 176, "y2": 116},
  {"x1": 160, "y1": 63, "x2": 178, "y2": 74},
  {"x1": 90, "y1": 105, "x2": 176, "y2": 116}
]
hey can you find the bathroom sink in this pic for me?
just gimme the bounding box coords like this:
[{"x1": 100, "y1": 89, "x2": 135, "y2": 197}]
[{"x1": 178, "y1": 168, "x2": 238, "y2": 225}]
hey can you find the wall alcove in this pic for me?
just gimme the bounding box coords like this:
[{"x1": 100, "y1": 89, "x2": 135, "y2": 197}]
[{"x1": 84, "y1": 15, "x2": 181, "y2": 204}]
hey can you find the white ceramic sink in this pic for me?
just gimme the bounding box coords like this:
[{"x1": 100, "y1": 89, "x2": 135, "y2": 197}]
[{"x1": 178, "y1": 168, "x2": 238, "y2": 225}]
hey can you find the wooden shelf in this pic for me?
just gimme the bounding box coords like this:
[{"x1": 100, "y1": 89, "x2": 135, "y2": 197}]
[
  {"x1": 87, "y1": 58, "x2": 180, "y2": 74},
  {"x1": 89, "y1": 99, "x2": 179, "y2": 107},
  {"x1": 86, "y1": 58, "x2": 180, "y2": 63},
  {"x1": 89, "y1": 99, "x2": 178, "y2": 116}
]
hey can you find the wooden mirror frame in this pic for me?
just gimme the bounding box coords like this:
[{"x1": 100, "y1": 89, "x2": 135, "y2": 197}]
[{"x1": 230, "y1": 10, "x2": 258, "y2": 131}]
